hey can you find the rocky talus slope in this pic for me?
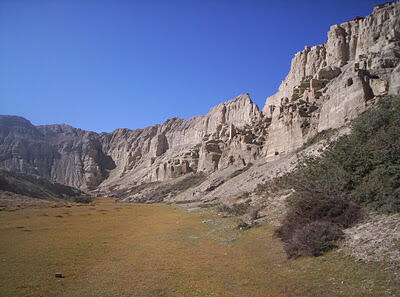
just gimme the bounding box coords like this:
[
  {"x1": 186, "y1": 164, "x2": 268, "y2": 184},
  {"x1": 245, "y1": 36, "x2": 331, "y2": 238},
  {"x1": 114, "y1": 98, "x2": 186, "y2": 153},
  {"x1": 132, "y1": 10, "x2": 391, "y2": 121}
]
[{"x1": 0, "y1": 2, "x2": 399, "y2": 203}]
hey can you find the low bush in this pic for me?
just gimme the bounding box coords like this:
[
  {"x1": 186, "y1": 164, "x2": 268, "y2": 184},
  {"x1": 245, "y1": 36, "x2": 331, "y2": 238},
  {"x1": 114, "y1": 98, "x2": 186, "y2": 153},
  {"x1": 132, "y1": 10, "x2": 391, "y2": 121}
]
[
  {"x1": 283, "y1": 221, "x2": 343, "y2": 258},
  {"x1": 73, "y1": 196, "x2": 93, "y2": 204},
  {"x1": 275, "y1": 196, "x2": 362, "y2": 237}
]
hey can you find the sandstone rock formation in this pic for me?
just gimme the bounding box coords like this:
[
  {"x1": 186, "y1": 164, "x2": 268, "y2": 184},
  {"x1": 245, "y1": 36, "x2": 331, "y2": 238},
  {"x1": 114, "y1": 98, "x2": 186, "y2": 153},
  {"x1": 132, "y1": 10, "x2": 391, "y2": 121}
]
[
  {"x1": 263, "y1": 1, "x2": 400, "y2": 159},
  {"x1": 0, "y1": 2, "x2": 399, "y2": 202}
]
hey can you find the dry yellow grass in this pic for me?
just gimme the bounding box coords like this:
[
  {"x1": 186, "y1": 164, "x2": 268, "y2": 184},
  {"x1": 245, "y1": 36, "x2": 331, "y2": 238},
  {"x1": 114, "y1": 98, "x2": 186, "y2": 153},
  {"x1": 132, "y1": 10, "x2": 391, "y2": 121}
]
[{"x1": 0, "y1": 198, "x2": 398, "y2": 297}]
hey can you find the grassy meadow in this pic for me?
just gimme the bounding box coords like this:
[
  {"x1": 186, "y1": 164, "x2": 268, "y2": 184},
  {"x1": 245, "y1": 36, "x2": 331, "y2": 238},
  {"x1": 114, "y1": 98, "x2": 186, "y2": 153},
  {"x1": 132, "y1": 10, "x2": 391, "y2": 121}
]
[{"x1": 0, "y1": 199, "x2": 398, "y2": 297}]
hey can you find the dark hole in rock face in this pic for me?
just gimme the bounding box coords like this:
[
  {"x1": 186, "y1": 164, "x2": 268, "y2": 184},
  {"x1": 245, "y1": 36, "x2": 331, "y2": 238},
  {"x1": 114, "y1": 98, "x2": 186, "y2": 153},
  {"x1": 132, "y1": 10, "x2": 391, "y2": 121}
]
[
  {"x1": 275, "y1": 152, "x2": 279, "y2": 156},
  {"x1": 347, "y1": 78, "x2": 353, "y2": 87}
]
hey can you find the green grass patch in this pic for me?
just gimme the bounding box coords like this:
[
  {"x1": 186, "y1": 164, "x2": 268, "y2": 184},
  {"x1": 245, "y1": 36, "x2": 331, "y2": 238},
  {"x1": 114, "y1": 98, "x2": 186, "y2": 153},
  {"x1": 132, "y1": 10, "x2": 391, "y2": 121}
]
[{"x1": 0, "y1": 199, "x2": 398, "y2": 296}]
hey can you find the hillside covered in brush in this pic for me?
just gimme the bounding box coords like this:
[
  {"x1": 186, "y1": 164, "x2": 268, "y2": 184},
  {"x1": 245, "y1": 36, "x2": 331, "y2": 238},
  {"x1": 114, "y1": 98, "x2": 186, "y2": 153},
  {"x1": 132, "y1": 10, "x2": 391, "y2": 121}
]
[{"x1": 0, "y1": 169, "x2": 90, "y2": 203}]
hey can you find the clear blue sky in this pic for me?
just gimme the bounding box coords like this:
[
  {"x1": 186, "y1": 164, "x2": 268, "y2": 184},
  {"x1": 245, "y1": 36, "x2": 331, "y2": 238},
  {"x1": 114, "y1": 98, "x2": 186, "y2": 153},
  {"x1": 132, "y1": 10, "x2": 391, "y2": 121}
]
[{"x1": 0, "y1": 0, "x2": 384, "y2": 132}]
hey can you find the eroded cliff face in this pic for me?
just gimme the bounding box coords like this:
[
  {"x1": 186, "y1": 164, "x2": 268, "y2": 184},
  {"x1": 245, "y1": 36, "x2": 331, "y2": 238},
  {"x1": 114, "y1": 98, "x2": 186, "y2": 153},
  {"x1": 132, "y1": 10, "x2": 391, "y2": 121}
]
[
  {"x1": 263, "y1": 2, "x2": 400, "y2": 159},
  {"x1": 1, "y1": 2, "x2": 399, "y2": 198},
  {"x1": 96, "y1": 94, "x2": 269, "y2": 194},
  {"x1": 0, "y1": 94, "x2": 268, "y2": 192}
]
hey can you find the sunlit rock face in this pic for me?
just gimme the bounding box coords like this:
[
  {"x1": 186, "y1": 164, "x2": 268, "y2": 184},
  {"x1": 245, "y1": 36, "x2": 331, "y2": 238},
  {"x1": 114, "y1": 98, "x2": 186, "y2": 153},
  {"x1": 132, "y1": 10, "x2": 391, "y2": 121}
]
[
  {"x1": 1, "y1": 3, "x2": 399, "y2": 193},
  {"x1": 263, "y1": 2, "x2": 400, "y2": 159},
  {"x1": 0, "y1": 94, "x2": 270, "y2": 191}
]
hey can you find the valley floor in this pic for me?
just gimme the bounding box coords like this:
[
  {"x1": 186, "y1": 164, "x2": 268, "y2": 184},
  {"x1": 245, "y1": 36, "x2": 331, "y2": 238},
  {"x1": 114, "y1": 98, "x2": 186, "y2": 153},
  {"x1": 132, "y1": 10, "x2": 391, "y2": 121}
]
[{"x1": 0, "y1": 199, "x2": 398, "y2": 297}]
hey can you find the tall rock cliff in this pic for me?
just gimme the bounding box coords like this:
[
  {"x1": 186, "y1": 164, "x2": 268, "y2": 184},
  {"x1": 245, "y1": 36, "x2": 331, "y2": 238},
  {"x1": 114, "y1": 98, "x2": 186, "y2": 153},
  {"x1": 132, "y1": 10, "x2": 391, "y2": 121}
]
[
  {"x1": 96, "y1": 93, "x2": 268, "y2": 193},
  {"x1": 263, "y1": 2, "x2": 400, "y2": 159},
  {"x1": 0, "y1": 2, "x2": 399, "y2": 196}
]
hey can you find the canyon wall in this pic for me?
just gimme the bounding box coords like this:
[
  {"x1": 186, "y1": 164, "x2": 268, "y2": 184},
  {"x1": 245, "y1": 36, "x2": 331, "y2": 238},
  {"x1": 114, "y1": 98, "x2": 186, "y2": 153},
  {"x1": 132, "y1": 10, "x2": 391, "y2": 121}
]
[
  {"x1": 0, "y1": 2, "x2": 399, "y2": 196},
  {"x1": 0, "y1": 94, "x2": 268, "y2": 192}
]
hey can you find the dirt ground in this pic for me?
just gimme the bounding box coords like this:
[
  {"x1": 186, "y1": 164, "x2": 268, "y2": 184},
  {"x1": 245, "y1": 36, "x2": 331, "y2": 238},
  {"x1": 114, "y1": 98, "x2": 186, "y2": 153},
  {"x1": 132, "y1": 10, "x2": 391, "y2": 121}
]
[{"x1": 0, "y1": 198, "x2": 398, "y2": 297}]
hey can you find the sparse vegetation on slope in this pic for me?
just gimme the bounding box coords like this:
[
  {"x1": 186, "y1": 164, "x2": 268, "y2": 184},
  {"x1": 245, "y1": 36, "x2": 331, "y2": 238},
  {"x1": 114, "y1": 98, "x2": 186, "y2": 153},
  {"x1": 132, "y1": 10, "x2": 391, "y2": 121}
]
[
  {"x1": 228, "y1": 162, "x2": 253, "y2": 179},
  {"x1": 217, "y1": 200, "x2": 251, "y2": 216},
  {"x1": 275, "y1": 96, "x2": 400, "y2": 258},
  {"x1": 117, "y1": 173, "x2": 207, "y2": 203},
  {"x1": 0, "y1": 169, "x2": 91, "y2": 203}
]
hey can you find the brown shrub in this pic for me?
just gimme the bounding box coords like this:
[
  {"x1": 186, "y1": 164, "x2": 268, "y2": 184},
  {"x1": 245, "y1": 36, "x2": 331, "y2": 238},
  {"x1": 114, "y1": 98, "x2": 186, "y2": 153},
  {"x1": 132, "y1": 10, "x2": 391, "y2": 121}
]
[
  {"x1": 284, "y1": 221, "x2": 343, "y2": 258},
  {"x1": 276, "y1": 196, "x2": 363, "y2": 242},
  {"x1": 73, "y1": 196, "x2": 93, "y2": 204},
  {"x1": 275, "y1": 196, "x2": 363, "y2": 258}
]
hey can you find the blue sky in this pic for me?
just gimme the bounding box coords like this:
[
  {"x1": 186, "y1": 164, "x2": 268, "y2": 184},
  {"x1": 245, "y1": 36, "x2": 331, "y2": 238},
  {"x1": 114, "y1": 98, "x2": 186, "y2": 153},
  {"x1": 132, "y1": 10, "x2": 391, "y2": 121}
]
[{"x1": 0, "y1": 0, "x2": 384, "y2": 132}]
